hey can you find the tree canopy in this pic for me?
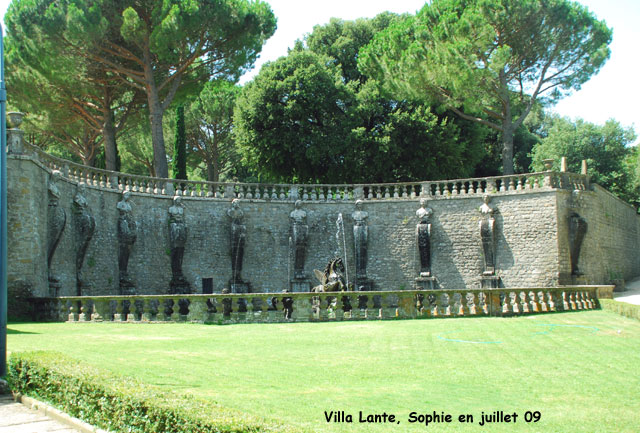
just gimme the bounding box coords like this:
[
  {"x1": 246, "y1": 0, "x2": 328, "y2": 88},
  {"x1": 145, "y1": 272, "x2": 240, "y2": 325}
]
[
  {"x1": 185, "y1": 80, "x2": 241, "y2": 182},
  {"x1": 359, "y1": 0, "x2": 612, "y2": 175},
  {"x1": 530, "y1": 115, "x2": 637, "y2": 204},
  {"x1": 5, "y1": 0, "x2": 140, "y2": 168},
  {"x1": 234, "y1": 14, "x2": 488, "y2": 184},
  {"x1": 7, "y1": 0, "x2": 276, "y2": 178}
]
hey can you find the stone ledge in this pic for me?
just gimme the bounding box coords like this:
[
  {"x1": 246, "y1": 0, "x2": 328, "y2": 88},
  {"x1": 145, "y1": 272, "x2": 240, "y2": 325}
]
[{"x1": 16, "y1": 393, "x2": 110, "y2": 433}]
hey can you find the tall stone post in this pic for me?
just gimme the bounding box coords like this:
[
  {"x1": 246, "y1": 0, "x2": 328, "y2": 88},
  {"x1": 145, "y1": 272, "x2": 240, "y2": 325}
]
[{"x1": 7, "y1": 112, "x2": 25, "y2": 155}]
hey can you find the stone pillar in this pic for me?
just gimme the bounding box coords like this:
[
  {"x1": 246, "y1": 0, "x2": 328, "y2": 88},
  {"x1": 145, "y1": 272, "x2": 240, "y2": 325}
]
[{"x1": 7, "y1": 112, "x2": 25, "y2": 154}]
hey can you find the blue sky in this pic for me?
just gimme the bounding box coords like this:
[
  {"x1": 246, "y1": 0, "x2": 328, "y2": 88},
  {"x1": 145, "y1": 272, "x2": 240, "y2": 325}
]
[{"x1": 2, "y1": 0, "x2": 637, "y2": 140}]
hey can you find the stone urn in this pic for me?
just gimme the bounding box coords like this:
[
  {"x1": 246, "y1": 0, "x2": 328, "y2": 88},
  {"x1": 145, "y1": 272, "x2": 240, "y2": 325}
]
[{"x1": 7, "y1": 111, "x2": 24, "y2": 129}]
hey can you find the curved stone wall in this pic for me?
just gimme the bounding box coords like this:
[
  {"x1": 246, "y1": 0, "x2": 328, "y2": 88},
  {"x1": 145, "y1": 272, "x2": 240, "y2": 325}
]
[{"x1": 6, "y1": 145, "x2": 640, "y2": 302}]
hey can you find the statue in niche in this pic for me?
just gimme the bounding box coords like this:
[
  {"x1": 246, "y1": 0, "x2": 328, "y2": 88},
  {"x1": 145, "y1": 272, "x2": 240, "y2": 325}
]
[
  {"x1": 117, "y1": 191, "x2": 137, "y2": 294},
  {"x1": 47, "y1": 171, "x2": 66, "y2": 296},
  {"x1": 479, "y1": 194, "x2": 496, "y2": 276},
  {"x1": 72, "y1": 183, "x2": 95, "y2": 296},
  {"x1": 168, "y1": 196, "x2": 191, "y2": 294},
  {"x1": 227, "y1": 199, "x2": 246, "y2": 287},
  {"x1": 569, "y1": 212, "x2": 587, "y2": 275},
  {"x1": 352, "y1": 200, "x2": 368, "y2": 282},
  {"x1": 416, "y1": 199, "x2": 433, "y2": 277},
  {"x1": 290, "y1": 200, "x2": 308, "y2": 280}
]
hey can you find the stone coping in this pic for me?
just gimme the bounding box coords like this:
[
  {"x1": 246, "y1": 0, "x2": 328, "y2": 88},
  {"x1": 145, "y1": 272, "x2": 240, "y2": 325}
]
[{"x1": 56, "y1": 286, "x2": 606, "y2": 302}]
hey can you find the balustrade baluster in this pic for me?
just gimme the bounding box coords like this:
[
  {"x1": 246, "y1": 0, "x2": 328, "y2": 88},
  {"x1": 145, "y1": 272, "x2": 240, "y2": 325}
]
[
  {"x1": 560, "y1": 291, "x2": 569, "y2": 310},
  {"x1": 528, "y1": 291, "x2": 538, "y2": 313},
  {"x1": 114, "y1": 300, "x2": 125, "y2": 321},
  {"x1": 508, "y1": 292, "x2": 518, "y2": 314},
  {"x1": 334, "y1": 296, "x2": 345, "y2": 320},
  {"x1": 452, "y1": 292, "x2": 463, "y2": 315},
  {"x1": 126, "y1": 299, "x2": 138, "y2": 321},
  {"x1": 583, "y1": 292, "x2": 593, "y2": 309},
  {"x1": 581, "y1": 292, "x2": 590, "y2": 309},
  {"x1": 545, "y1": 291, "x2": 556, "y2": 310},
  {"x1": 500, "y1": 292, "x2": 510, "y2": 314},
  {"x1": 67, "y1": 302, "x2": 78, "y2": 322},
  {"x1": 572, "y1": 292, "x2": 581, "y2": 310},
  {"x1": 154, "y1": 299, "x2": 166, "y2": 321},
  {"x1": 519, "y1": 291, "x2": 529, "y2": 313},
  {"x1": 76, "y1": 300, "x2": 85, "y2": 321},
  {"x1": 169, "y1": 298, "x2": 181, "y2": 322},
  {"x1": 204, "y1": 297, "x2": 217, "y2": 323},
  {"x1": 478, "y1": 292, "x2": 488, "y2": 315},
  {"x1": 439, "y1": 292, "x2": 451, "y2": 316},
  {"x1": 465, "y1": 292, "x2": 476, "y2": 315},
  {"x1": 141, "y1": 298, "x2": 153, "y2": 322},
  {"x1": 537, "y1": 291, "x2": 547, "y2": 312}
]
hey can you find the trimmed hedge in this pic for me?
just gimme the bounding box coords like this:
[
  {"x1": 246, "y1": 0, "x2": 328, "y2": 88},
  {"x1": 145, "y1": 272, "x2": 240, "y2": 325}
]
[
  {"x1": 8, "y1": 351, "x2": 301, "y2": 433},
  {"x1": 600, "y1": 299, "x2": 640, "y2": 321}
]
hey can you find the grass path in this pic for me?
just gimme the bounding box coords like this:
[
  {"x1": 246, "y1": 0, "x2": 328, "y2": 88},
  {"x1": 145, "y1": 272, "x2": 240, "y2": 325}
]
[{"x1": 8, "y1": 310, "x2": 640, "y2": 432}]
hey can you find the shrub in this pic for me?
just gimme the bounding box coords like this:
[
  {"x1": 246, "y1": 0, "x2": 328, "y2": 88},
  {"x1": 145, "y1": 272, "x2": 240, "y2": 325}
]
[
  {"x1": 8, "y1": 351, "x2": 300, "y2": 433},
  {"x1": 600, "y1": 299, "x2": 640, "y2": 321}
]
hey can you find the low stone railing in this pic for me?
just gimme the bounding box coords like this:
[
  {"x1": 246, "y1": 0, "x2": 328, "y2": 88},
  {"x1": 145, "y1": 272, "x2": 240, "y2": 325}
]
[
  {"x1": 56, "y1": 286, "x2": 603, "y2": 324},
  {"x1": 20, "y1": 142, "x2": 589, "y2": 201}
]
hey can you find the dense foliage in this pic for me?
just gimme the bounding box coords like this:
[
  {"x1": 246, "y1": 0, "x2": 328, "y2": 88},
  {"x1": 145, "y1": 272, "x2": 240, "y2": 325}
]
[
  {"x1": 185, "y1": 80, "x2": 243, "y2": 182},
  {"x1": 6, "y1": 0, "x2": 276, "y2": 178},
  {"x1": 359, "y1": 0, "x2": 612, "y2": 175},
  {"x1": 530, "y1": 115, "x2": 638, "y2": 205},
  {"x1": 235, "y1": 14, "x2": 488, "y2": 184},
  {"x1": 5, "y1": 0, "x2": 140, "y2": 168}
]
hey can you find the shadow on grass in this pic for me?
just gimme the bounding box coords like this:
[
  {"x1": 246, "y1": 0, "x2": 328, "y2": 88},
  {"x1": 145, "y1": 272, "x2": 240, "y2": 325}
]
[{"x1": 7, "y1": 328, "x2": 40, "y2": 335}]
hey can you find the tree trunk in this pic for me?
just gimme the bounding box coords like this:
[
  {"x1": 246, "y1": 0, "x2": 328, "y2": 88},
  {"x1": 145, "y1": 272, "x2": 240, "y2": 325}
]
[
  {"x1": 103, "y1": 108, "x2": 118, "y2": 171},
  {"x1": 501, "y1": 123, "x2": 515, "y2": 175},
  {"x1": 499, "y1": 69, "x2": 515, "y2": 175},
  {"x1": 149, "y1": 99, "x2": 169, "y2": 179},
  {"x1": 142, "y1": 46, "x2": 170, "y2": 179},
  {"x1": 206, "y1": 161, "x2": 218, "y2": 182},
  {"x1": 82, "y1": 153, "x2": 96, "y2": 167}
]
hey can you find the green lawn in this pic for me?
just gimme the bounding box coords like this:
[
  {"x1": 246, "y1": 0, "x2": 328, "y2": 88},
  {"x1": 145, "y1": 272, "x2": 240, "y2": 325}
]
[{"x1": 7, "y1": 310, "x2": 640, "y2": 433}]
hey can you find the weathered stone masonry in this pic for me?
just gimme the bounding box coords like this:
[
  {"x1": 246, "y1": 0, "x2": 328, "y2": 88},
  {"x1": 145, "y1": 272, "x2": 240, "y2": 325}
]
[{"x1": 6, "y1": 147, "x2": 640, "y2": 307}]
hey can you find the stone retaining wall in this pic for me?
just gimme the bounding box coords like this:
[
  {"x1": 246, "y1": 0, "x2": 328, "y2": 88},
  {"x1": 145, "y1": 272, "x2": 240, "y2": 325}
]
[{"x1": 6, "y1": 149, "x2": 640, "y2": 306}]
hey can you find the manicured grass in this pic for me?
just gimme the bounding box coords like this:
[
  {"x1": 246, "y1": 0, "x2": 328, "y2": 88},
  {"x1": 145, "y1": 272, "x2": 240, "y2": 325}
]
[{"x1": 7, "y1": 311, "x2": 640, "y2": 433}]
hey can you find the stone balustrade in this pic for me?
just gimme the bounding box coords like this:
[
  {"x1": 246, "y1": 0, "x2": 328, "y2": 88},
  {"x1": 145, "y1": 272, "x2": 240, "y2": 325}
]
[
  {"x1": 57, "y1": 286, "x2": 602, "y2": 324},
  {"x1": 23, "y1": 142, "x2": 590, "y2": 202}
]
